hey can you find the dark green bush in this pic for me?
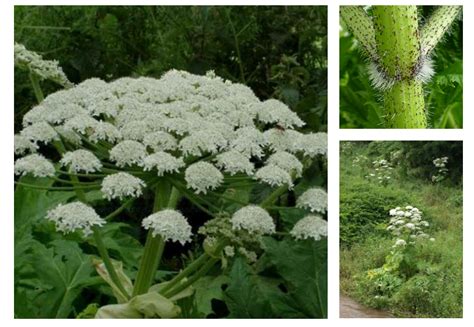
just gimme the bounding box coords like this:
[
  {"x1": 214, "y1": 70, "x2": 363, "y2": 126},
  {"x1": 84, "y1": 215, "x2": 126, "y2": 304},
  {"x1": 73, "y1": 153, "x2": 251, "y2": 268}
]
[
  {"x1": 393, "y1": 267, "x2": 462, "y2": 317},
  {"x1": 339, "y1": 181, "x2": 412, "y2": 246}
]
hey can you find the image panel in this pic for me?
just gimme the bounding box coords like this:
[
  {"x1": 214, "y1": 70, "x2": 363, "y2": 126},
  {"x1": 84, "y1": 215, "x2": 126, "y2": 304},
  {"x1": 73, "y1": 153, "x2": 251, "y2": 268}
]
[
  {"x1": 14, "y1": 6, "x2": 328, "y2": 318},
  {"x1": 339, "y1": 141, "x2": 463, "y2": 318},
  {"x1": 339, "y1": 6, "x2": 463, "y2": 129}
]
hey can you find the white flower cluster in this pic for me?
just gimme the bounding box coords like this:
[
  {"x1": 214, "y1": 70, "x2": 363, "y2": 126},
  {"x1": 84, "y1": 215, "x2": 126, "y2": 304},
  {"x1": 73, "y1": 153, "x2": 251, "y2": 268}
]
[
  {"x1": 60, "y1": 150, "x2": 102, "y2": 173},
  {"x1": 14, "y1": 154, "x2": 55, "y2": 178},
  {"x1": 365, "y1": 159, "x2": 393, "y2": 184},
  {"x1": 16, "y1": 70, "x2": 327, "y2": 195},
  {"x1": 296, "y1": 188, "x2": 328, "y2": 214},
  {"x1": 14, "y1": 134, "x2": 38, "y2": 155},
  {"x1": 290, "y1": 215, "x2": 328, "y2": 241},
  {"x1": 14, "y1": 43, "x2": 73, "y2": 87},
  {"x1": 387, "y1": 206, "x2": 434, "y2": 247},
  {"x1": 231, "y1": 205, "x2": 276, "y2": 235},
  {"x1": 142, "y1": 209, "x2": 192, "y2": 245},
  {"x1": 46, "y1": 201, "x2": 106, "y2": 237},
  {"x1": 101, "y1": 172, "x2": 146, "y2": 200},
  {"x1": 185, "y1": 162, "x2": 224, "y2": 194},
  {"x1": 432, "y1": 156, "x2": 449, "y2": 183}
]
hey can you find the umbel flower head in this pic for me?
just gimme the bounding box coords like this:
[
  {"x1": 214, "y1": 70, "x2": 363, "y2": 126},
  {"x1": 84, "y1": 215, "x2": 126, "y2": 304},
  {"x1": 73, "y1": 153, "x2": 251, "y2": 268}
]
[
  {"x1": 15, "y1": 69, "x2": 327, "y2": 198},
  {"x1": 231, "y1": 205, "x2": 276, "y2": 235},
  {"x1": 46, "y1": 201, "x2": 106, "y2": 237},
  {"x1": 290, "y1": 215, "x2": 328, "y2": 241},
  {"x1": 296, "y1": 188, "x2": 328, "y2": 214},
  {"x1": 60, "y1": 149, "x2": 102, "y2": 173},
  {"x1": 185, "y1": 162, "x2": 224, "y2": 194},
  {"x1": 101, "y1": 172, "x2": 146, "y2": 200},
  {"x1": 142, "y1": 209, "x2": 192, "y2": 245},
  {"x1": 14, "y1": 154, "x2": 55, "y2": 178},
  {"x1": 14, "y1": 134, "x2": 38, "y2": 155},
  {"x1": 14, "y1": 43, "x2": 73, "y2": 88}
]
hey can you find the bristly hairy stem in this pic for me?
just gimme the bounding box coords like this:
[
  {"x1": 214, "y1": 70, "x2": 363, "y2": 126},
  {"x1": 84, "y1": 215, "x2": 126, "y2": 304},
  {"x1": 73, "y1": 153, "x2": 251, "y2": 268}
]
[
  {"x1": 383, "y1": 80, "x2": 427, "y2": 128},
  {"x1": 420, "y1": 6, "x2": 462, "y2": 57},
  {"x1": 340, "y1": 6, "x2": 377, "y2": 60},
  {"x1": 373, "y1": 6, "x2": 420, "y2": 79},
  {"x1": 372, "y1": 6, "x2": 426, "y2": 128},
  {"x1": 343, "y1": 5, "x2": 461, "y2": 128}
]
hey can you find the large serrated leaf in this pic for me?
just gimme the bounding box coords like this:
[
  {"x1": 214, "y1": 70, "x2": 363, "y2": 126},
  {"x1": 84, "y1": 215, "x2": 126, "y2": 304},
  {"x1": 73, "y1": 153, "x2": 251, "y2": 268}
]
[{"x1": 262, "y1": 237, "x2": 327, "y2": 318}]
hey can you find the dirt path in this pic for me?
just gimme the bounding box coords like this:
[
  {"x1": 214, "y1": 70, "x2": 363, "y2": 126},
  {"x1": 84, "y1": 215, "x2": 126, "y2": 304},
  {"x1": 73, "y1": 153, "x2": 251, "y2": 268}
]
[{"x1": 340, "y1": 294, "x2": 393, "y2": 318}]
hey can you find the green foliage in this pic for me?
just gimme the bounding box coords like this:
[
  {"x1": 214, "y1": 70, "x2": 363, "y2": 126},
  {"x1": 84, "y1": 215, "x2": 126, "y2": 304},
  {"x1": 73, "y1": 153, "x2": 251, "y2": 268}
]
[
  {"x1": 340, "y1": 141, "x2": 462, "y2": 317},
  {"x1": 400, "y1": 141, "x2": 462, "y2": 183},
  {"x1": 340, "y1": 181, "x2": 411, "y2": 246},
  {"x1": 339, "y1": 6, "x2": 463, "y2": 128},
  {"x1": 224, "y1": 257, "x2": 304, "y2": 318},
  {"x1": 263, "y1": 238, "x2": 327, "y2": 317},
  {"x1": 223, "y1": 238, "x2": 327, "y2": 318},
  {"x1": 191, "y1": 275, "x2": 229, "y2": 317},
  {"x1": 16, "y1": 240, "x2": 97, "y2": 318}
]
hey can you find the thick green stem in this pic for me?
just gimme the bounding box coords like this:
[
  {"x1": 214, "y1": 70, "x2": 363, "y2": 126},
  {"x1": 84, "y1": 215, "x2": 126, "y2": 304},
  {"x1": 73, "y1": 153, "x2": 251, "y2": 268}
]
[
  {"x1": 167, "y1": 186, "x2": 181, "y2": 208},
  {"x1": 383, "y1": 80, "x2": 426, "y2": 128},
  {"x1": 93, "y1": 228, "x2": 130, "y2": 300},
  {"x1": 164, "y1": 257, "x2": 220, "y2": 298},
  {"x1": 373, "y1": 6, "x2": 420, "y2": 78},
  {"x1": 420, "y1": 6, "x2": 461, "y2": 57},
  {"x1": 340, "y1": 6, "x2": 377, "y2": 60},
  {"x1": 29, "y1": 72, "x2": 44, "y2": 103},
  {"x1": 260, "y1": 185, "x2": 288, "y2": 208},
  {"x1": 372, "y1": 6, "x2": 427, "y2": 128},
  {"x1": 158, "y1": 253, "x2": 210, "y2": 295},
  {"x1": 132, "y1": 233, "x2": 165, "y2": 296},
  {"x1": 132, "y1": 181, "x2": 172, "y2": 296}
]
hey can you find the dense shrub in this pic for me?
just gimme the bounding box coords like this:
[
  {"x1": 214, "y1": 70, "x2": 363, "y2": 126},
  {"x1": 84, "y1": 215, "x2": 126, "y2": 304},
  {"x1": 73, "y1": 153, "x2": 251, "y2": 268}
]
[{"x1": 339, "y1": 181, "x2": 412, "y2": 246}]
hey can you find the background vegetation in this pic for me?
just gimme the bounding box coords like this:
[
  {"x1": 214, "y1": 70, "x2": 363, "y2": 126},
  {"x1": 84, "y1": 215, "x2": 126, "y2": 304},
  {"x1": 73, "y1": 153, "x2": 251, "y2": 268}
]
[
  {"x1": 14, "y1": 6, "x2": 328, "y2": 318},
  {"x1": 15, "y1": 6, "x2": 327, "y2": 133},
  {"x1": 340, "y1": 141, "x2": 462, "y2": 317},
  {"x1": 339, "y1": 6, "x2": 463, "y2": 128}
]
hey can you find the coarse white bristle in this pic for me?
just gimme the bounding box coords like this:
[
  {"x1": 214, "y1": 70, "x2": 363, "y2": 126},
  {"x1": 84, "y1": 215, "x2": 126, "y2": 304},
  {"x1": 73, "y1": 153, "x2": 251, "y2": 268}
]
[{"x1": 367, "y1": 62, "x2": 396, "y2": 91}]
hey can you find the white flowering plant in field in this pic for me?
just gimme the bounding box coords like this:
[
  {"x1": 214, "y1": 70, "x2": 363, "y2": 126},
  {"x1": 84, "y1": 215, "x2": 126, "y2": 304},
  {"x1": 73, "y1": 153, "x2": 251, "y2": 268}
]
[
  {"x1": 14, "y1": 69, "x2": 328, "y2": 318},
  {"x1": 362, "y1": 205, "x2": 433, "y2": 305},
  {"x1": 365, "y1": 158, "x2": 393, "y2": 185},
  {"x1": 432, "y1": 156, "x2": 449, "y2": 183}
]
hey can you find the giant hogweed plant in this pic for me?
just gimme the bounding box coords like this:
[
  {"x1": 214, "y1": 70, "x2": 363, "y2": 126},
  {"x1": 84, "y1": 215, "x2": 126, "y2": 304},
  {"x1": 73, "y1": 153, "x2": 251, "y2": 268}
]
[
  {"x1": 14, "y1": 65, "x2": 328, "y2": 318},
  {"x1": 340, "y1": 6, "x2": 461, "y2": 128},
  {"x1": 360, "y1": 206, "x2": 434, "y2": 305}
]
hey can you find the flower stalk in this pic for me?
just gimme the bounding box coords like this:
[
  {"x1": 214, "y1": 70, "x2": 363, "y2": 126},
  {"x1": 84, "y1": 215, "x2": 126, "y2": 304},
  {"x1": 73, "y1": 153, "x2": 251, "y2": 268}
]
[
  {"x1": 28, "y1": 72, "x2": 44, "y2": 103},
  {"x1": 132, "y1": 181, "x2": 171, "y2": 296}
]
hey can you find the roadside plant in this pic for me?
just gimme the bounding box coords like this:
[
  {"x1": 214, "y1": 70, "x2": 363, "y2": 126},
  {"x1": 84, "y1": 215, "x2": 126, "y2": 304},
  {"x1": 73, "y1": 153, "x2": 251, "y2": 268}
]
[
  {"x1": 359, "y1": 205, "x2": 433, "y2": 305},
  {"x1": 14, "y1": 69, "x2": 327, "y2": 318},
  {"x1": 432, "y1": 156, "x2": 449, "y2": 183},
  {"x1": 340, "y1": 6, "x2": 462, "y2": 128}
]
